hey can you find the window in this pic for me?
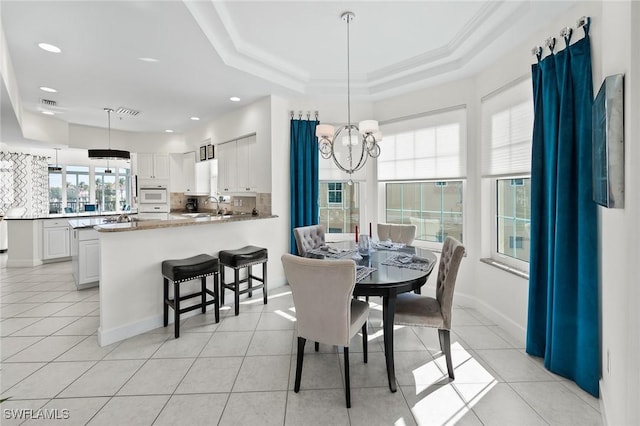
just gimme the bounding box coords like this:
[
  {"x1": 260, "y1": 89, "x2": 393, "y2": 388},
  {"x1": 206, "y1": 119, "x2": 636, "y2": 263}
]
[
  {"x1": 118, "y1": 168, "x2": 131, "y2": 210},
  {"x1": 48, "y1": 170, "x2": 63, "y2": 214},
  {"x1": 378, "y1": 107, "x2": 466, "y2": 246},
  {"x1": 482, "y1": 77, "x2": 533, "y2": 269},
  {"x1": 319, "y1": 181, "x2": 359, "y2": 234},
  {"x1": 496, "y1": 178, "x2": 530, "y2": 262},
  {"x1": 385, "y1": 181, "x2": 463, "y2": 243},
  {"x1": 66, "y1": 166, "x2": 89, "y2": 213},
  {"x1": 95, "y1": 167, "x2": 116, "y2": 212}
]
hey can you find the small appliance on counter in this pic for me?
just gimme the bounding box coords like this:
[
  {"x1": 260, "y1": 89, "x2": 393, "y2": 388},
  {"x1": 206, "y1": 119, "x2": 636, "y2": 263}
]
[{"x1": 186, "y1": 198, "x2": 198, "y2": 212}]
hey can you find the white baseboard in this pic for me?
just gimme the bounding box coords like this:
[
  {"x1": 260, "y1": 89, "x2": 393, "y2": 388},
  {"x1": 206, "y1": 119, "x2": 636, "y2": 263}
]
[
  {"x1": 455, "y1": 291, "x2": 526, "y2": 342},
  {"x1": 599, "y1": 380, "x2": 609, "y2": 425},
  {"x1": 98, "y1": 315, "x2": 163, "y2": 347}
]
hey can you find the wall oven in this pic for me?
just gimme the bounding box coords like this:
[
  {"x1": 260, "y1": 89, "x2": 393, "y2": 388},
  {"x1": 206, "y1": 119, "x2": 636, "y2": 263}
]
[{"x1": 139, "y1": 187, "x2": 167, "y2": 204}]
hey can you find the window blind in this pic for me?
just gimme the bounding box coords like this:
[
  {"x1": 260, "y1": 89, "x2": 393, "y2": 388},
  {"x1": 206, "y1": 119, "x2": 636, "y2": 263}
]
[
  {"x1": 377, "y1": 107, "x2": 466, "y2": 181},
  {"x1": 481, "y1": 78, "x2": 534, "y2": 176}
]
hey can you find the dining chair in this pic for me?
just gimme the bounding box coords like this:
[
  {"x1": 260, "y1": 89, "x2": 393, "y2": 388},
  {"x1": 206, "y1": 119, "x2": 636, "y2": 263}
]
[
  {"x1": 377, "y1": 223, "x2": 417, "y2": 245},
  {"x1": 293, "y1": 224, "x2": 326, "y2": 256},
  {"x1": 393, "y1": 236, "x2": 465, "y2": 379},
  {"x1": 281, "y1": 253, "x2": 369, "y2": 408}
]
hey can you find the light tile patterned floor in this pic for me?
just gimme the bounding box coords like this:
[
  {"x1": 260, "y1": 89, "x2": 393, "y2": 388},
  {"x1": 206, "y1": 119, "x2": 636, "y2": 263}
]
[{"x1": 0, "y1": 254, "x2": 603, "y2": 425}]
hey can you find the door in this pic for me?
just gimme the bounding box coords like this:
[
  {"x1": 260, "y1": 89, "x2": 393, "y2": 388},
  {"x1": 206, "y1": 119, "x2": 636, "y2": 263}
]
[
  {"x1": 43, "y1": 226, "x2": 70, "y2": 259},
  {"x1": 79, "y1": 240, "x2": 100, "y2": 284}
]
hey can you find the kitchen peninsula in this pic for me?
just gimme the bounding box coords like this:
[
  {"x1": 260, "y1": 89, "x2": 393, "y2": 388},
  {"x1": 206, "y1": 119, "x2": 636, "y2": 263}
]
[{"x1": 95, "y1": 212, "x2": 281, "y2": 346}]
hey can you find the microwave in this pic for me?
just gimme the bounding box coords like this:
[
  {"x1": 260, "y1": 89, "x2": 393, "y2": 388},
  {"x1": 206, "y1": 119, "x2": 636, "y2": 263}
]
[{"x1": 139, "y1": 187, "x2": 167, "y2": 204}]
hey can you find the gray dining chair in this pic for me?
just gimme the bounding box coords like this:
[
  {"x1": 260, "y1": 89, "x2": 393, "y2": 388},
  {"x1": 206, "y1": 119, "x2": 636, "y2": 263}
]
[
  {"x1": 393, "y1": 236, "x2": 465, "y2": 379},
  {"x1": 377, "y1": 223, "x2": 417, "y2": 245},
  {"x1": 281, "y1": 253, "x2": 369, "y2": 408},
  {"x1": 293, "y1": 224, "x2": 326, "y2": 256}
]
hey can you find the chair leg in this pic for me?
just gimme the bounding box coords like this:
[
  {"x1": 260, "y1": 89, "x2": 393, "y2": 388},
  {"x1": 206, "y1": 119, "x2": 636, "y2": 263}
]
[
  {"x1": 174, "y1": 281, "x2": 180, "y2": 338},
  {"x1": 315, "y1": 342, "x2": 319, "y2": 352},
  {"x1": 439, "y1": 329, "x2": 455, "y2": 380},
  {"x1": 214, "y1": 272, "x2": 220, "y2": 323},
  {"x1": 201, "y1": 276, "x2": 206, "y2": 313},
  {"x1": 163, "y1": 278, "x2": 169, "y2": 327},
  {"x1": 247, "y1": 264, "x2": 253, "y2": 298},
  {"x1": 294, "y1": 337, "x2": 306, "y2": 392},
  {"x1": 344, "y1": 347, "x2": 351, "y2": 408},
  {"x1": 220, "y1": 266, "x2": 226, "y2": 305},
  {"x1": 362, "y1": 322, "x2": 368, "y2": 364},
  {"x1": 234, "y1": 268, "x2": 240, "y2": 316},
  {"x1": 262, "y1": 260, "x2": 268, "y2": 305}
]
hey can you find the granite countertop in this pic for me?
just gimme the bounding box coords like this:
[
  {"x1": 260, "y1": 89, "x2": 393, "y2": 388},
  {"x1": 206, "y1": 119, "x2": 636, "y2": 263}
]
[
  {"x1": 5, "y1": 211, "x2": 135, "y2": 220},
  {"x1": 95, "y1": 213, "x2": 278, "y2": 233},
  {"x1": 68, "y1": 217, "x2": 121, "y2": 229}
]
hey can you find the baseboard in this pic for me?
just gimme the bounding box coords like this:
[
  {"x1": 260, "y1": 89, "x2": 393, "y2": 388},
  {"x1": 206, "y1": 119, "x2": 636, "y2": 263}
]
[
  {"x1": 6, "y1": 259, "x2": 43, "y2": 268},
  {"x1": 599, "y1": 380, "x2": 609, "y2": 425},
  {"x1": 455, "y1": 291, "x2": 526, "y2": 343},
  {"x1": 98, "y1": 315, "x2": 164, "y2": 347}
]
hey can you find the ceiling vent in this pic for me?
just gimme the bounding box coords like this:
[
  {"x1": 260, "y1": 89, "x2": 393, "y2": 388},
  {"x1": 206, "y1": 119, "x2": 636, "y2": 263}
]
[
  {"x1": 40, "y1": 98, "x2": 57, "y2": 106},
  {"x1": 115, "y1": 107, "x2": 140, "y2": 116}
]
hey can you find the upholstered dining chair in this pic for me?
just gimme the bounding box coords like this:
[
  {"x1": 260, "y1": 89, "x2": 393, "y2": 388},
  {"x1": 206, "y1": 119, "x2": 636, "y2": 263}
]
[
  {"x1": 393, "y1": 236, "x2": 465, "y2": 379},
  {"x1": 377, "y1": 223, "x2": 417, "y2": 245},
  {"x1": 281, "y1": 253, "x2": 369, "y2": 408},
  {"x1": 293, "y1": 224, "x2": 326, "y2": 256}
]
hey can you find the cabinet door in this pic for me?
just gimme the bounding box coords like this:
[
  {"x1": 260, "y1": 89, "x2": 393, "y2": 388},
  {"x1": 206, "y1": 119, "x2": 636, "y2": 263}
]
[
  {"x1": 243, "y1": 135, "x2": 258, "y2": 192},
  {"x1": 43, "y1": 226, "x2": 70, "y2": 259},
  {"x1": 218, "y1": 142, "x2": 237, "y2": 193},
  {"x1": 182, "y1": 152, "x2": 196, "y2": 193},
  {"x1": 137, "y1": 153, "x2": 155, "y2": 179},
  {"x1": 153, "y1": 154, "x2": 170, "y2": 179},
  {"x1": 236, "y1": 137, "x2": 252, "y2": 192},
  {"x1": 194, "y1": 161, "x2": 211, "y2": 194},
  {"x1": 79, "y1": 240, "x2": 100, "y2": 284}
]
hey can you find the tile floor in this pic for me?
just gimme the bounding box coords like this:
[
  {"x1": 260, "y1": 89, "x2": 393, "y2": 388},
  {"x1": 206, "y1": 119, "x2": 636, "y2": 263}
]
[{"x1": 0, "y1": 254, "x2": 603, "y2": 425}]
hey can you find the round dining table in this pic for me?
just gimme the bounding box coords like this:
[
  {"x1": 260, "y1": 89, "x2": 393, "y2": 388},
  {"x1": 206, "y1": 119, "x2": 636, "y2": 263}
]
[{"x1": 308, "y1": 244, "x2": 437, "y2": 393}]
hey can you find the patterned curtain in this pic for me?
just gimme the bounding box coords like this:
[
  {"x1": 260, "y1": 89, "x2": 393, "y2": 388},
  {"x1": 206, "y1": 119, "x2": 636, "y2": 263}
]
[{"x1": 0, "y1": 151, "x2": 49, "y2": 217}]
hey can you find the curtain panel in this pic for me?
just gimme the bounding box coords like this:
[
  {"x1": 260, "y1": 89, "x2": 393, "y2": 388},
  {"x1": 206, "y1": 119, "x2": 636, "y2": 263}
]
[
  {"x1": 289, "y1": 119, "x2": 319, "y2": 254},
  {"x1": 527, "y1": 21, "x2": 599, "y2": 397}
]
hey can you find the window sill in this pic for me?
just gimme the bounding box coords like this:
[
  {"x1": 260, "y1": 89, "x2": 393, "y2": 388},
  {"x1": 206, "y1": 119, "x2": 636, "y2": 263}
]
[{"x1": 479, "y1": 258, "x2": 529, "y2": 280}]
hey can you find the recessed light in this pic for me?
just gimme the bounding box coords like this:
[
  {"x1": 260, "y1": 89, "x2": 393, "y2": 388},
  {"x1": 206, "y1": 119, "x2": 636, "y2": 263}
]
[
  {"x1": 229, "y1": 96, "x2": 241, "y2": 102},
  {"x1": 165, "y1": 129, "x2": 174, "y2": 133},
  {"x1": 42, "y1": 111, "x2": 55, "y2": 115},
  {"x1": 40, "y1": 86, "x2": 57, "y2": 93},
  {"x1": 38, "y1": 42, "x2": 61, "y2": 53},
  {"x1": 138, "y1": 57, "x2": 159, "y2": 63},
  {"x1": 190, "y1": 116, "x2": 200, "y2": 121}
]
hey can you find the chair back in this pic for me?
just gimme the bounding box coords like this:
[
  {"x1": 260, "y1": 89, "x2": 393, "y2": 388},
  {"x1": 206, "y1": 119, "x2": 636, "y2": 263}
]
[
  {"x1": 377, "y1": 223, "x2": 417, "y2": 245},
  {"x1": 281, "y1": 253, "x2": 356, "y2": 346},
  {"x1": 436, "y1": 236, "x2": 466, "y2": 329},
  {"x1": 293, "y1": 224, "x2": 326, "y2": 256}
]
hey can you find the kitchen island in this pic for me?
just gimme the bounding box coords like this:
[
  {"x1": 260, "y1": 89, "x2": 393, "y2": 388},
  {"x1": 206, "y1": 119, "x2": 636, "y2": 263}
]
[{"x1": 95, "y1": 213, "x2": 283, "y2": 346}]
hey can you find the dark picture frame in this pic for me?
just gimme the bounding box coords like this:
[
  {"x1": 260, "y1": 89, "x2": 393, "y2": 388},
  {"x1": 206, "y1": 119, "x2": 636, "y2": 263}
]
[
  {"x1": 199, "y1": 146, "x2": 206, "y2": 162},
  {"x1": 207, "y1": 144, "x2": 215, "y2": 160}
]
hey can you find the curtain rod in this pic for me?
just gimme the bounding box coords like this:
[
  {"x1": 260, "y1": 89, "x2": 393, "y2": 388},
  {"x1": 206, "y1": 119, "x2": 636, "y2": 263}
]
[
  {"x1": 289, "y1": 110, "x2": 318, "y2": 120},
  {"x1": 531, "y1": 15, "x2": 589, "y2": 57}
]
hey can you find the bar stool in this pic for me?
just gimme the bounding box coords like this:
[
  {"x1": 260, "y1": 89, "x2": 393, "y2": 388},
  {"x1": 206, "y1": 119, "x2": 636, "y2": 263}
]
[
  {"x1": 162, "y1": 254, "x2": 219, "y2": 338},
  {"x1": 219, "y1": 246, "x2": 268, "y2": 316}
]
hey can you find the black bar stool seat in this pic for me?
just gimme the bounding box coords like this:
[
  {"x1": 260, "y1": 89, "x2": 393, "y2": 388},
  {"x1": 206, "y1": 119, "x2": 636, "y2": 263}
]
[
  {"x1": 219, "y1": 246, "x2": 268, "y2": 315},
  {"x1": 162, "y1": 254, "x2": 219, "y2": 338}
]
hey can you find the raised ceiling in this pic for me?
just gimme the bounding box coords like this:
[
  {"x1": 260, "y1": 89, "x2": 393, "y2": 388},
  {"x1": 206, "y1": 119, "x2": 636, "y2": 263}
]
[{"x1": 1, "y1": 1, "x2": 576, "y2": 136}]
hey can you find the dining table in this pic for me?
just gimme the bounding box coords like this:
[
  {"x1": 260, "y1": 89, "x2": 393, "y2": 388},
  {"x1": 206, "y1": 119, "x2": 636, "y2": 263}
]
[{"x1": 306, "y1": 242, "x2": 437, "y2": 393}]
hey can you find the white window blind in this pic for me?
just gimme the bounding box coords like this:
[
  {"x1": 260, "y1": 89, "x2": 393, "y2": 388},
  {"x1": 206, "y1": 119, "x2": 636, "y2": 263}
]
[
  {"x1": 481, "y1": 78, "x2": 534, "y2": 176},
  {"x1": 377, "y1": 107, "x2": 466, "y2": 181}
]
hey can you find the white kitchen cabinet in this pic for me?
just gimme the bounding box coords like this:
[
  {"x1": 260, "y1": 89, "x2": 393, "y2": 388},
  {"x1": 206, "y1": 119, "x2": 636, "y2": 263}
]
[
  {"x1": 182, "y1": 152, "x2": 196, "y2": 193},
  {"x1": 42, "y1": 219, "x2": 70, "y2": 260},
  {"x1": 183, "y1": 153, "x2": 211, "y2": 195},
  {"x1": 72, "y1": 228, "x2": 100, "y2": 289},
  {"x1": 217, "y1": 134, "x2": 258, "y2": 194},
  {"x1": 217, "y1": 142, "x2": 237, "y2": 194},
  {"x1": 137, "y1": 153, "x2": 170, "y2": 179}
]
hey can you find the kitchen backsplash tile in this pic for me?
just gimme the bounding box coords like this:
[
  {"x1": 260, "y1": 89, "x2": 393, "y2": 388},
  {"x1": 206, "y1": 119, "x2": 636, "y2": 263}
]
[{"x1": 169, "y1": 192, "x2": 271, "y2": 215}]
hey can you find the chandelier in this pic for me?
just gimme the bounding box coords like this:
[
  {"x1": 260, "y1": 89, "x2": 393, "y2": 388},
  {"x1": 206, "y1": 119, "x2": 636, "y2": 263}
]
[
  {"x1": 315, "y1": 12, "x2": 381, "y2": 179},
  {"x1": 88, "y1": 108, "x2": 131, "y2": 161}
]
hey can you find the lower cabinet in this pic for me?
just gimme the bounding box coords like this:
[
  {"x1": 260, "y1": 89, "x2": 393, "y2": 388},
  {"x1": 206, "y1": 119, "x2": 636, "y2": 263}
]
[
  {"x1": 43, "y1": 220, "x2": 70, "y2": 260},
  {"x1": 72, "y1": 228, "x2": 100, "y2": 289}
]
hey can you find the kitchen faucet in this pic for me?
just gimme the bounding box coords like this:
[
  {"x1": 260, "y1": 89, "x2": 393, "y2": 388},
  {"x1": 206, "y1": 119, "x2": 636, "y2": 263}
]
[{"x1": 209, "y1": 194, "x2": 222, "y2": 215}]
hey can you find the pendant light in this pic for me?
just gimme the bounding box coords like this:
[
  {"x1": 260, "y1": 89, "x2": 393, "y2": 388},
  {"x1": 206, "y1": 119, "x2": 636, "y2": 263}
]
[
  {"x1": 88, "y1": 108, "x2": 131, "y2": 160},
  {"x1": 48, "y1": 148, "x2": 62, "y2": 172}
]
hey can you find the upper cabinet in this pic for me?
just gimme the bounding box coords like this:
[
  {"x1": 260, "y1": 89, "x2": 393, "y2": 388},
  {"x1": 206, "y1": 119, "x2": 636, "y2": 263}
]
[
  {"x1": 181, "y1": 152, "x2": 212, "y2": 195},
  {"x1": 137, "y1": 153, "x2": 170, "y2": 180},
  {"x1": 217, "y1": 134, "x2": 260, "y2": 194}
]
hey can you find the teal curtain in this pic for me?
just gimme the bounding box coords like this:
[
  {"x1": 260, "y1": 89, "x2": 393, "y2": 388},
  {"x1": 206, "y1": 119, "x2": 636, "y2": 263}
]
[
  {"x1": 527, "y1": 20, "x2": 599, "y2": 397},
  {"x1": 290, "y1": 119, "x2": 319, "y2": 254}
]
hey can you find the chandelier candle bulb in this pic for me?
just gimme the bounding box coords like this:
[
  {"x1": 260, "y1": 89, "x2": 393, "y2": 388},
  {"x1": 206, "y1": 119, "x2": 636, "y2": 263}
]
[{"x1": 359, "y1": 120, "x2": 379, "y2": 134}]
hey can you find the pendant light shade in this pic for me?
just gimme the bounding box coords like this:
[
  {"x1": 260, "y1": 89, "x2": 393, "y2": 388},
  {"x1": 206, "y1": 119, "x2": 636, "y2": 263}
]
[{"x1": 89, "y1": 108, "x2": 130, "y2": 160}]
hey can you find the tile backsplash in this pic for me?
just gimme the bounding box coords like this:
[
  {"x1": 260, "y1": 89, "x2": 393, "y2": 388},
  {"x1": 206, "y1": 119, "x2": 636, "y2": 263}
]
[{"x1": 169, "y1": 192, "x2": 271, "y2": 215}]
